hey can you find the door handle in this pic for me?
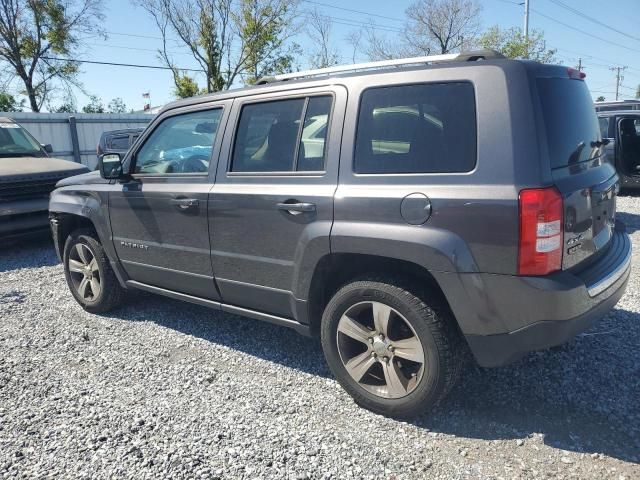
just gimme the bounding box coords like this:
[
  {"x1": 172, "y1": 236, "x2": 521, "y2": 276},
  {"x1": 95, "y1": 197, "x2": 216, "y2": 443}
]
[
  {"x1": 171, "y1": 198, "x2": 199, "y2": 209},
  {"x1": 276, "y1": 202, "x2": 316, "y2": 214}
]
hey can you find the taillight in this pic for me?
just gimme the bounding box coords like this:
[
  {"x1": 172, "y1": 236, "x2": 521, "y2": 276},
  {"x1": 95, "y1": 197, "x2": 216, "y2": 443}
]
[{"x1": 518, "y1": 187, "x2": 563, "y2": 275}]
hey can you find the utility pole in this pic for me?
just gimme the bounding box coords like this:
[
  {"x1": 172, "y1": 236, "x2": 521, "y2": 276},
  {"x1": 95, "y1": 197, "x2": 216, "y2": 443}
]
[
  {"x1": 576, "y1": 58, "x2": 582, "y2": 72},
  {"x1": 523, "y1": 0, "x2": 530, "y2": 58},
  {"x1": 610, "y1": 66, "x2": 627, "y2": 101}
]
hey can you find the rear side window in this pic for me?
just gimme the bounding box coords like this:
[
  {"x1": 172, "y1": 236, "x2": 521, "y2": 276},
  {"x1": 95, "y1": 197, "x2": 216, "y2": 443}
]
[
  {"x1": 537, "y1": 78, "x2": 601, "y2": 168},
  {"x1": 231, "y1": 95, "x2": 333, "y2": 173},
  {"x1": 108, "y1": 135, "x2": 130, "y2": 150},
  {"x1": 354, "y1": 82, "x2": 477, "y2": 174}
]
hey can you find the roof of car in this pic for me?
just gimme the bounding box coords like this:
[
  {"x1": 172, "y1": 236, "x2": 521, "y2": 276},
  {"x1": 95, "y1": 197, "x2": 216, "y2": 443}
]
[
  {"x1": 159, "y1": 51, "x2": 534, "y2": 115},
  {"x1": 595, "y1": 100, "x2": 640, "y2": 105},
  {"x1": 597, "y1": 110, "x2": 640, "y2": 117},
  {"x1": 100, "y1": 128, "x2": 145, "y2": 136}
]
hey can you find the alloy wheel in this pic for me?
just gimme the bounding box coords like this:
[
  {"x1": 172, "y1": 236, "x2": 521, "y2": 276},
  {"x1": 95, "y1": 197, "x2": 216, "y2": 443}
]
[
  {"x1": 336, "y1": 301, "x2": 425, "y2": 399},
  {"x1": 68, "y1": 243, "x2": 101, "y2": 302}
]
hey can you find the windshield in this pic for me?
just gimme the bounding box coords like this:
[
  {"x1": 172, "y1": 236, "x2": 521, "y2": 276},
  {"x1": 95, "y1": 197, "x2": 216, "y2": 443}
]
[
  {"x1": 0, "y1": 122, "x2": 43, "y2": 157},
  {"x1": 537, "y1": 78, "x2": 602, "y2": 168}
]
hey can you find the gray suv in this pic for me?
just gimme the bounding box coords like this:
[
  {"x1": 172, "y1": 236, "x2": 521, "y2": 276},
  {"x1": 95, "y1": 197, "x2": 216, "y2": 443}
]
[
  {"x1": 0, "y1": 117, "x2": 88, "y2": 238},
  {"x1": 49, "y1": 51, "x2": 632, "y2": 418}
]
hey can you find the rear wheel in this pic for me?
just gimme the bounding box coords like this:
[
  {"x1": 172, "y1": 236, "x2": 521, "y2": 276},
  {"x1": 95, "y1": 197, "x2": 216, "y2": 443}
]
[
  {"x1": 63, "y1": 229, "x2": 126, "y2": 313},
  {"x1": 320, "y1": 278, "x2": 464, "y2": 418}
]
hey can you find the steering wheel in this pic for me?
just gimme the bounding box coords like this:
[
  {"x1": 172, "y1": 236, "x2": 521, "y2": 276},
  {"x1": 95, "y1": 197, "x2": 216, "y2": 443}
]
[{"x1": 167, "y1": 155, "x2": 209, "y2": 173}]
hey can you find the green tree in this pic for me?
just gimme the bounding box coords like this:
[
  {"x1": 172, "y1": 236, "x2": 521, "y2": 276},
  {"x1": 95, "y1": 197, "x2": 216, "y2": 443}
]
[
  {"x1": 480, "y1": 26, "x2": 557, "y2": 63},
  {"x1": 239, "y1": 0, "x2": 300, "y2": 85},
  {"x1": 138, "y1": 0, "x2": 298, "y2": 92},
  {"x1": 636, "y1": 84, "x2": 640, "y2": 99},
  {"x1": 173, "y1": 72, "x2": 202, "y2": 99},
  {"x1": 596, "y1": 95, "x2": 605, "y2": 102},
  {"x1": 0, "y1": 92, "x2": 24, "y2": 111},
  {"x1": 0, "y1": 0, "x2": 104, "y2": 112},
  {"x1": 107, "y1": 97, "x2": 127, "y2": 113},
  {"x1": 52, "y1": 95, "x2": 77, "y2": 113},
  {"x1": 82, "y1": 95, "x2": 104, "y2": 113},
  {"x1": 54, "y1": 102, "x2": 76, "y2": 113}
]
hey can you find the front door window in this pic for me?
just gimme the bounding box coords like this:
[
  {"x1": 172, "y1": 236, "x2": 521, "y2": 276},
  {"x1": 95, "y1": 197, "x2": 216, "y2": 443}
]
[{"x1": 135, "y1": 109, "x2": 222, "y2": 175}]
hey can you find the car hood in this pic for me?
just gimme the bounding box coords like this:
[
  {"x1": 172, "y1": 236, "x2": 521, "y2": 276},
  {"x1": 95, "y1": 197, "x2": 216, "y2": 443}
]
[
  {"x1": 0, "y1": 156, "x2": 89, "y2": 183},
  {"x1": 55, "y1": 170, "x2": 109, "y2": 187}
]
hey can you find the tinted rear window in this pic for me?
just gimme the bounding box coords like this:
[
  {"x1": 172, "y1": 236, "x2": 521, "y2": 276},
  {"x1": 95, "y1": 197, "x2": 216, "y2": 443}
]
[
  {"x1": 108, "y1": 135, "x2": 130, "y2": 150},
  {"x1": 354, "y1": 82, "x2": 476, "y2": 174},
  {"x1": 537, "y1": 78, "x2": 601, "y2": 168}
]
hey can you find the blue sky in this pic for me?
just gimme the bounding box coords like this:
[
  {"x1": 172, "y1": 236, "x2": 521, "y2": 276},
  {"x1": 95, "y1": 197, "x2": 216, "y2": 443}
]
[{"x1": 40, "y1": 0, "x2": 640, "y2": 111}]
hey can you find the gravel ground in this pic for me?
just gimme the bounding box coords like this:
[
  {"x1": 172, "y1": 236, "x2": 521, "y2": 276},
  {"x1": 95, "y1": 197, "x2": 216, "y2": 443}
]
[{"x1": 1, "y1": 198, "x2": 639, "y2": 479}]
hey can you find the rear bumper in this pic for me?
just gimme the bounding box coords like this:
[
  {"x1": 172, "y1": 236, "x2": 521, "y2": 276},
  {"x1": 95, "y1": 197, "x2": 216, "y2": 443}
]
[{"x1": 446, "y1": 227, "x2": 631, "y2": 367}]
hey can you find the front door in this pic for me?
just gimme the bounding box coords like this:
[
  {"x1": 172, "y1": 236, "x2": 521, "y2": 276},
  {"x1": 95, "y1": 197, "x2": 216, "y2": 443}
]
[
  {"x1": 109, "y1": 103, "x2": 229, "y2": 300},
  {"x1": 617, "y1": 116, "x2": 640, "y2": 177},
  {"x1": 210, "y1": 87, "x2": 346, "y2": 319}
]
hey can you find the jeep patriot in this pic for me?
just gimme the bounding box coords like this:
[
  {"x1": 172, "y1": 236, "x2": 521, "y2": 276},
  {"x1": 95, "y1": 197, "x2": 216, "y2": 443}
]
[{"x1": 49, "y1": 51, "x2": 631, "y2": 418}]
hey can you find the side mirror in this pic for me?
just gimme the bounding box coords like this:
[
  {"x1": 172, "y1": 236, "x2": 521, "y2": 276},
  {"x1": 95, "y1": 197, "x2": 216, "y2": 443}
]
[
  {"x1": 99, "y1": 153, "x2": 124, "y2": 179},
  {"x1": 42, "y1": 143, "x2": 53, "y2": 154}
]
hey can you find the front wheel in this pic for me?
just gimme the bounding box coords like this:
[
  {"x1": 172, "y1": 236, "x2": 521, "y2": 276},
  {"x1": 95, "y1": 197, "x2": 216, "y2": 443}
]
[
  {"x1": 63, "y1": 229, "x2": 126, "y2": 313},
  {"x1": 320, "y1": 278, "x2": 464, "y2": 418}
]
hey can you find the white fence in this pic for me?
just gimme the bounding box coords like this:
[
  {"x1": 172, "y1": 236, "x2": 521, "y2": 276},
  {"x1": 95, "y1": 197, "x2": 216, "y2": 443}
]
[{"x1": 0, "y1": 112, "x2": 154, "y2": 169}]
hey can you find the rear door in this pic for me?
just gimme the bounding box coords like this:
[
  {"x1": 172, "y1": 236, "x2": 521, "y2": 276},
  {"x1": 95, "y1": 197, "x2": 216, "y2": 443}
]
[
  {"x1": 616, "y1": 116, "x2": 640, "y2": 177},
  {"x1": 536, "y1": 74, "x2": 617, "y2": 269},
  {"x1": 209, "y1": 87, "x2": 346, "y2": 319}
]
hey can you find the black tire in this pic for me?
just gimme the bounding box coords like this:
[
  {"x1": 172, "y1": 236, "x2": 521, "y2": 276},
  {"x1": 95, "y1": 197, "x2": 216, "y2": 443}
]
[
  {"x1": 63, "y1": 228, "x2": 126, "y2": 313},
  {"x1": 320, "y1": 277, "x2": 465, "y2": 418}
]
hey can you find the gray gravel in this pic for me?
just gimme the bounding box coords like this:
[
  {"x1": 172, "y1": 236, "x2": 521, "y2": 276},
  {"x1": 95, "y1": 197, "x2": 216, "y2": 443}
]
[{"x1": 1, "y1": 197, "x2": 639, "y2": 479}]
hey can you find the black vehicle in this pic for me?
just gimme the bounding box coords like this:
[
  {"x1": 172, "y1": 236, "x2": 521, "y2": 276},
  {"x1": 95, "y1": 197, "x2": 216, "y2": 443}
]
[
  {"x1": 96, "y1": 128, "x2": 144, "y2": 162},
  {"x1": 0, "y1": 117, "x2": 88, "y2": 238},
  {"x1": 597, "y1": 110, "x2": 640, "y2": 190},
  {"x1": 49, "y1": 51, "x2": 631, "y2": 418}
]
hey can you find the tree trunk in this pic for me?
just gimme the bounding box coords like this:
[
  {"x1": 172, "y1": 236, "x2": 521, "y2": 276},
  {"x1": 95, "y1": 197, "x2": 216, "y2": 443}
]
[
  {"x1": 15, "y1": 68, "x2": 40, "y2": 112},
  {"x1": 24, "y1": 79, "x2": 39, "y2": 112}
]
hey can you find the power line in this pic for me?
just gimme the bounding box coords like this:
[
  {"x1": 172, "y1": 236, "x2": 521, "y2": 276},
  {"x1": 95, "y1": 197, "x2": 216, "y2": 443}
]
[
  {"x1": 610, "y1": 66, "x2": 627, "y2": 101},
  {"x1": 299, "y1": 12, "x2": 403, "y2": 33},
  {"x1": 86, "y1": 42, "x2": 196, "y2": 57},
  {"x1": 41, "y1": 56, "x2": 202, "y2": 72},
  {"x1": 554, "y1": 48, "x2": 640, "y2": 77},
  {"x1": 486, "y1": 1, "x2": 640, "y2": 73},
  {"x1": 104, "y1": 30, "x2": 165, "y2": 41},
  {"x1": 300, "y1": 0, "x2": 404, "y2": 23},
  {"x1": 547, "y1": 0, "x2": 640, "y2": 44},
  {"x1": 530, "y1": 8, "x2": 640, "y2": 55}
]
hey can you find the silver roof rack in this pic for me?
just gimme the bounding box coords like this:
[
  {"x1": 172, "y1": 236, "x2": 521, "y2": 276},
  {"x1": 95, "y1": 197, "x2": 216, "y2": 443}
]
[{"x1": 257, "y1": 49, "x2": 504, "y2": 84}]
